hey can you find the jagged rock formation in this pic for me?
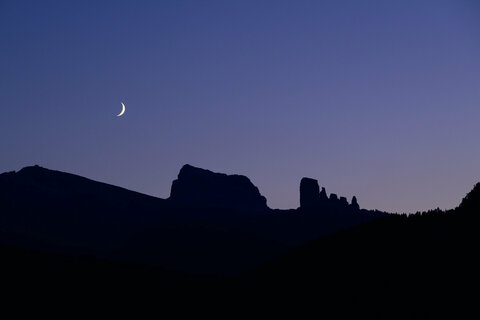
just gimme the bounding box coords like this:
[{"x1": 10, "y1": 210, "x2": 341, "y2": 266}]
[
  {"x1": 169, "y1": 164, "x2": 268, "y2": 211},
  {"x1": 299, "y1": 177, "x2": 360, "y2": 212}
]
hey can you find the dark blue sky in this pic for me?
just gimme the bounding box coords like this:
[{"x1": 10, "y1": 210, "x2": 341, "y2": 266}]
[{"x1": 1, "y1": 0, "x2": 479, "y2": 213}]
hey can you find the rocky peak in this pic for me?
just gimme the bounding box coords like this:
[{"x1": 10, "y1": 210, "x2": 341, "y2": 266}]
[
  {"x1": 300, "y1": 177, "x2": 320, "y2": 209},
  {"x1": 169, "y1": 164, "x2": 268, "y2": 211},
  {"x1": 351, "y1": 196, "x2": 360, "y2": 210},
  {"x1": 320, "y1": 187, "x2": 328, "y2": 201}
]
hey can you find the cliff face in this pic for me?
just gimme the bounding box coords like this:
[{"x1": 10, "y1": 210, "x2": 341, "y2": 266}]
[
  {"x1": 299, "y1": 176, "x2": 360, "y2": 212},
  {"x1": 169, "y1": 164, "x2": 268, "y2": 211},
  {"x1": 300, "y1": 178, "x2": 320, "y2": 209}
]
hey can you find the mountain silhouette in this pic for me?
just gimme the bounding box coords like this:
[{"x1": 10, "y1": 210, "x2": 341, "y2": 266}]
[
  {"x1": 0, "y1": 164, "x2": 383, "y2": 274},
  {"x1": 1, "y1": 164, "x2": 478, "y2": 317},
  {"x1": 0, "y1": 165, "x2": 168, "y2": 253}
]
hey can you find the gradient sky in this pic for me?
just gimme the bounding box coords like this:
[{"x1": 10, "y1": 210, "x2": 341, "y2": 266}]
[{"x1": 1, "y1": 0, "x2": 479, "y2": 213}]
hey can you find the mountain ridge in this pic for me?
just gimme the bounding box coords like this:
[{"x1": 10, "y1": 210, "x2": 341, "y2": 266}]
[
  {"x1": 1, "y1": 165, "x2": 166, "y2": 202},
  {"x1": 0, "y1": 163, "x2": 385, "y2": 274},
  {"x1": 1, "y1": 164, "x2": 479, "y2": 316}
]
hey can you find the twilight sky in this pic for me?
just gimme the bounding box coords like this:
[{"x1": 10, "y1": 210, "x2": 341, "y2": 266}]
[{"x1": 1, "y1": 0, "x2": 479, "y2": 213}]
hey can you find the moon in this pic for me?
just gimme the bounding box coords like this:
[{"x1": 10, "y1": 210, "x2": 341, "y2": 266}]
[{"x1": 117, "y1": 102, "x2": 126, "y2": 117}]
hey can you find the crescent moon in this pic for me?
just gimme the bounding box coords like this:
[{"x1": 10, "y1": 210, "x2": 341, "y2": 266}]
[{"x1": 117, "y1": 102, "x2": 126, "y2": 117}]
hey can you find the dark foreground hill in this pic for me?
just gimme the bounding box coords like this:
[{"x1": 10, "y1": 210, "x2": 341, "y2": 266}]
[
  {"x1": 0, "y1": 164, "x2": 383, "y2": 275},
  {"x1": 241, "y1": 185, "x2": 480, "y2": 318}
]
